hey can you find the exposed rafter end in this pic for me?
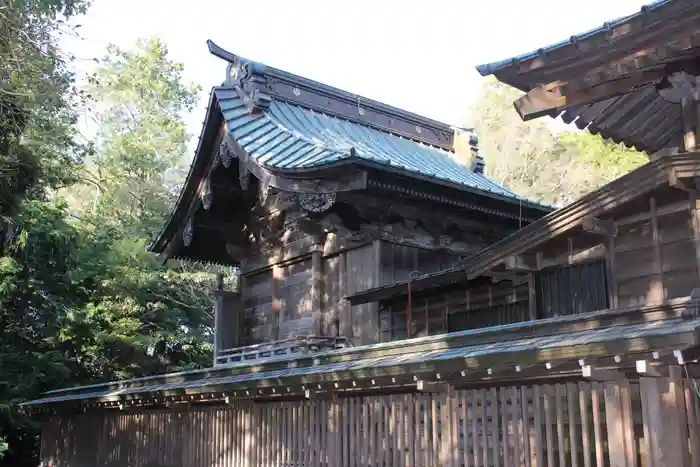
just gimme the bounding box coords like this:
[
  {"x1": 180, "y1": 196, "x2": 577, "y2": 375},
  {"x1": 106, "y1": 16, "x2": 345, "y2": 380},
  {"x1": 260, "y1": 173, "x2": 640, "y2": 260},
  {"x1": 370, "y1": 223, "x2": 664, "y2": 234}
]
[{"x1": 514, "y1": 69, "x2": 665, "y2": 122}]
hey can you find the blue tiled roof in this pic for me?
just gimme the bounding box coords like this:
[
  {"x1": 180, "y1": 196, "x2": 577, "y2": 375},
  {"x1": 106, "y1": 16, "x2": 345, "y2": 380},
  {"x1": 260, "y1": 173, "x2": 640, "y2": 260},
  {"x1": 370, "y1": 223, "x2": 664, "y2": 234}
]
[{"x1": 214, "y1": 88, "x2": 535, "y2": 204}]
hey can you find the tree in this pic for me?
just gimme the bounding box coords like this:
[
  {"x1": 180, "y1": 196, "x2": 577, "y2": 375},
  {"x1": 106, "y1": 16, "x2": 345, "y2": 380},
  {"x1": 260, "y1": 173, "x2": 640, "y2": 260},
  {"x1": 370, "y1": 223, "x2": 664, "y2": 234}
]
[
  {"x1": 58, "y1": 38, "x2": 216, "y2": 381},
  {"x1": 459, "y1": 78, "x2": 647, "y2": 206},
  {"x1": 0, "y1": 0, "x2": 89, "y2": 220}
]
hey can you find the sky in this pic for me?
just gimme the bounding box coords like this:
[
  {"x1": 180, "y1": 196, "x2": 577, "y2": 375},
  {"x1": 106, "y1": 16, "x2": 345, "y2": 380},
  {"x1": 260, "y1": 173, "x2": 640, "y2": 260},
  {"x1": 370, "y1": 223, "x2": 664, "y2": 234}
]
[{"x1": 61, "y1": 0, "x2": 649, "y2": 141}]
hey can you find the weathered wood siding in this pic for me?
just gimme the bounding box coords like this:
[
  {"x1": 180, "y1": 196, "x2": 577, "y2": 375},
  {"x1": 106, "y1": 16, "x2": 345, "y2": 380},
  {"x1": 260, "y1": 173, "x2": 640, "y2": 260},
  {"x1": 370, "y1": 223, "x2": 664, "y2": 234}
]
[
  {"x1": 612, "y1": 197, "x2": 700, "y2": 307},
  {"x1": 40, "y1": 371, "x2": 700, "y2": 467},
  {"x1": 535, "y1": 259, "x2": 609, "y2": 319},
  {"x1": 380, "y1": 282, "x2": 529, "y2": 342},
  {"x1": 379, "y1": 242, "x2": 463, "y2": 286},
  {"x1": 343, "y1": 243, "x2": 381, "y2": 345}
]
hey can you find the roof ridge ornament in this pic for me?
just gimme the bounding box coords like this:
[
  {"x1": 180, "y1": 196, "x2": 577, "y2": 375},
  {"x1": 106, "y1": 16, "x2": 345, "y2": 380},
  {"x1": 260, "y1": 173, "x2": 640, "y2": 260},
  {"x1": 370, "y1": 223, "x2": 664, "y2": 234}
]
[{"x1": 207, "y1": 40, "x2": 271, "y2": 113}]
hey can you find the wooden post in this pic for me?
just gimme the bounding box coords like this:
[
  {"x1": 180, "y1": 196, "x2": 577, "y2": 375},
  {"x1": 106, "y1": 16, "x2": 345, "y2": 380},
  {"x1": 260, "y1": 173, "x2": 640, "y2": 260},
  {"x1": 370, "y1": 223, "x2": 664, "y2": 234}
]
[
  {"x1": 689, "y1": 194, "x2": 700, "y2": 279},
  {"x1": 311, "y1": 246, "x2": 323, "y2": 335},
  {"x1": 527, "y1": 273, "x2": 537, "y2": 321},
  {"x1": 650, "y1": 197, "x2": 666, "y2": 303},
  {"x1": 272, "y1": 265, "x2": 283, "y2": 340},
  {"x1": 605, "y1": 236, "x2": 619, "y2": 308},
  {"x1": 682, "y1": 97, "x2": 697, "y2": 152}
]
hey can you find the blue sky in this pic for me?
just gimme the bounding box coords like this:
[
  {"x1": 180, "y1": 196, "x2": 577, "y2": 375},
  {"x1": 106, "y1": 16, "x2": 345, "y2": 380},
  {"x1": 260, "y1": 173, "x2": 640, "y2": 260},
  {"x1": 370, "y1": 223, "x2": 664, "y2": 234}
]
[{"x1": 62, "y1": 0, "x2": 648, "y2": 139}]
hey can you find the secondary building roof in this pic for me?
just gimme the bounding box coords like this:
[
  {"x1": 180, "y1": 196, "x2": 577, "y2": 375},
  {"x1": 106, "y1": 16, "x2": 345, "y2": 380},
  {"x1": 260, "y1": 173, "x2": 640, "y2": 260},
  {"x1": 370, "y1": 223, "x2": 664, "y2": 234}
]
[
  {"x1": 23, "y1": 299, "x2": 699, "y2": 409},
  {"x1": 476, "y1": 0, "x2": 700, "y2": 153}
]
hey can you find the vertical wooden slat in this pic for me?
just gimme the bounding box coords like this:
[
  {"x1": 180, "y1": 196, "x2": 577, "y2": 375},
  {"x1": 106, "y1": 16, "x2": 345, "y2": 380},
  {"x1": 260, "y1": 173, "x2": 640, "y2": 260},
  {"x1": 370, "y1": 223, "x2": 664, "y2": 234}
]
[
  {"x1": 472, "y1": 390, "x2": 480, "y2": 467},
  {"x1": 533, "y1": 385, "x2": 544, "y2": 467},
  {"x1": 396, "y1": 396, "x2": 404, "y2": 467},
  {"x1": 579, "y1": 383, "x2": 592, "y2": 467},
  {"x1": 501, "y1": 388, "x2": 511, "y2": 467},
  {"x1": 482, "y1": 389, "x2": 489, "y2": 467},
  {"x1": 453, "y1": 390, "x2": 461, "y2": 467},
  {"x1": 462, "y1": 391, "x2": 471, "y2": 467},
  {"x1": 521, "y1": 387, "x2": 532, "y2": 467},
  {"x1": 685, "y1": 376, "x2": 700, "y2": 467},
  {"x1": 619, "y1": 380, "x2": 638, "y2": 467},
  {"x1": 440, "y1": 391, "x2": 448, "y2": 466},
  {"x1": 433, "y1": 393, "x2": 440, "y2": 467},
  {"x1": 605, "y1": 382, "x2": 628, "y2": 467},
  {"x1": 591, "y1": 383, "x2": 605, "y2": 467},
  {"x1": 670, "y1": 366, "x2": 692, "y2": 467},
  {"x1": 556, "y1": 384, "x2": 566, "y2": 467},
  {"x1": 416, "y1": 393, "x2": 425, "y2": 467},
  {"x1": 491, "y1": 388, "x2": 501, "y2": 467},
  {"x1": 512, "y1": 387, "x2": 522, "y2": 467},
  {"x1": 568, "y1": 383, "x2": 580, "y2": 467},
  {"x1": 408, "y1": 393, "x2": 416, "y2": 467}
]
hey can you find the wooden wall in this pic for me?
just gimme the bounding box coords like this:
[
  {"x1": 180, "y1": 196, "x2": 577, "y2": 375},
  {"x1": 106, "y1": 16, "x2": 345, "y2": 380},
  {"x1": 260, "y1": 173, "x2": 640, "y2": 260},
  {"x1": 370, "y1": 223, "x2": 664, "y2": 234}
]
[
  {"x1": 379, "y1": 243, "x2": 463, "y2": 286},
  {"x1": 323, "y1": 243, "x2": 381, "y2": 346},
  {"x1": 39, "y1": 369, "x2": 700, "y2": 467},
  {"x1": 380, "y1": 281, "x2": 529, "y2": 342},
  {"x1": 611, "y1": 196, "x2": 700, "y2": 307}
]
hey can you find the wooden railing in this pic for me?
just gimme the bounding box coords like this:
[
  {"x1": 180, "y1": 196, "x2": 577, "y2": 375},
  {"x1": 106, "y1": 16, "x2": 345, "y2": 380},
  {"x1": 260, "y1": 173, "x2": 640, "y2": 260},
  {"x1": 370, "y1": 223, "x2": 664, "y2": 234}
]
[{"x1": 215, "y1": 336, "x2": 352, "y2": 366}]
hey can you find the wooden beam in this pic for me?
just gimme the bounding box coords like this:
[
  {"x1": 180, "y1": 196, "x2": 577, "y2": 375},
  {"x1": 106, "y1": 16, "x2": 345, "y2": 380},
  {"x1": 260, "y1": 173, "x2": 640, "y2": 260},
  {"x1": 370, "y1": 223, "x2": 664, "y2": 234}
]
[
  {"x1": 582, "y1": 365, "x2": 624, "y2": 382},
  {"x1": 514, "y1": 69, "x2": 666, "y2": 121}
]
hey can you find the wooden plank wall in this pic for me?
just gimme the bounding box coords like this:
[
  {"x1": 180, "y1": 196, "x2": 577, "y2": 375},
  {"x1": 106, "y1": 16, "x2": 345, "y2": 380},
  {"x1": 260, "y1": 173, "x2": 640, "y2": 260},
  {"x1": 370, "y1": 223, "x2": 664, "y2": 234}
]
[
  {"x1": 613, "y1": 197, "x2": 699, "y2": 307},
  {"x1": 41, "y1": 373, "x2": 700, "y2": 466},
  {"x1": 379, "y1": 243, "x2": 463, "y2": 286},
  {"x1": 381, "y1": 282, "x2": 529, "y2": 342}
]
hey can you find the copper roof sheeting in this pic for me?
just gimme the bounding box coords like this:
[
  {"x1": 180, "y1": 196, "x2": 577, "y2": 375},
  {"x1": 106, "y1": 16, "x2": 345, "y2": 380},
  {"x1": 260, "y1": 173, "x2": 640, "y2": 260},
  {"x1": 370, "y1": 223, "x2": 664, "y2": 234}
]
[{"x1": 476, "y1": 0, "x2": 700, "y2": 153}]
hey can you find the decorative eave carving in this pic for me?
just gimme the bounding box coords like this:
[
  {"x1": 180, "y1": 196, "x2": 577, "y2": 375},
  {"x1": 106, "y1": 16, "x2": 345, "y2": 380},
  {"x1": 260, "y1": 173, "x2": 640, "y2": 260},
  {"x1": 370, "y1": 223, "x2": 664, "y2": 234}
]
[
  {"x1": 182, "y1": 217, "x2": 193, "y2": 247},
  {"x1": 298, "y1": 192, "x2": 336, "y2": 213}
]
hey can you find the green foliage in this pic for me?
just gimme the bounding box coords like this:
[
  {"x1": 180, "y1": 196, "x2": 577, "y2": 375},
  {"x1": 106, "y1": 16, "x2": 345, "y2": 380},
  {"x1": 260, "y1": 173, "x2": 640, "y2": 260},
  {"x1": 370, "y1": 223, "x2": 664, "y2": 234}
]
[
  {"x1": 461, "y1": 78, "x2": 647, "y2": 206},
  {"x1": 0, "y1": 0, "x2": 90, "y2": 218},
  {"x1": 0, "y1": 33, "x2": 218, "y2": 466}
]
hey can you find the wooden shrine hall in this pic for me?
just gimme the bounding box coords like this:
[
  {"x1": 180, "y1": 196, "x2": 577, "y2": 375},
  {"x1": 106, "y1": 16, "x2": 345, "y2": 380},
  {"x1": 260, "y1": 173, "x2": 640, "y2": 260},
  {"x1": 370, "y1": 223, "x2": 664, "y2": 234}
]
[{"x1": 23, "y1": 1, "x2": 700, "y2": 466}]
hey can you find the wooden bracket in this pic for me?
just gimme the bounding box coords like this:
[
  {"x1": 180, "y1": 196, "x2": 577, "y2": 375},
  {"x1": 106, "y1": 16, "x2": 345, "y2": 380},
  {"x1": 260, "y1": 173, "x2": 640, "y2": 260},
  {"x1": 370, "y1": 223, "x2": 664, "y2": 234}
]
[
  {"x1": 669, "y1": 168, "x2": 700, "y2": 194},
  {"x1": 504, "y1": 254, "x2": 537, "y2": 272},
  {"x1": 514, "y1": 69, "x2": 666, "y2": 121},
  {"x1": 582, "y1": 216, "x2": 616, "y2": 237}
]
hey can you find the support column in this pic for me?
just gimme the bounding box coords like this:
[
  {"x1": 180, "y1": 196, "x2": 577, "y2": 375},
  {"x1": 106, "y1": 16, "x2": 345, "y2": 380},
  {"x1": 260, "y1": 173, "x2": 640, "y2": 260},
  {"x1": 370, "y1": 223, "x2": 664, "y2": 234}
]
[
  {"x1": 681, "y1": 96, "x2": 697, "y2": 152},
  {"x1": 310, "y1": 239, "x2": 324, "y2": 335}
]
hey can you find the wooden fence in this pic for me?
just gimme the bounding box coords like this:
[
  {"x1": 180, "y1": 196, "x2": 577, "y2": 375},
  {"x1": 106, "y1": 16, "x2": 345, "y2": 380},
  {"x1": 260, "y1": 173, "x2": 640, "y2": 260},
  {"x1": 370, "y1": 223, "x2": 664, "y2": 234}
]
[{"x1": 40, "y1": 374, "x2": 700, "y2": 467}]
